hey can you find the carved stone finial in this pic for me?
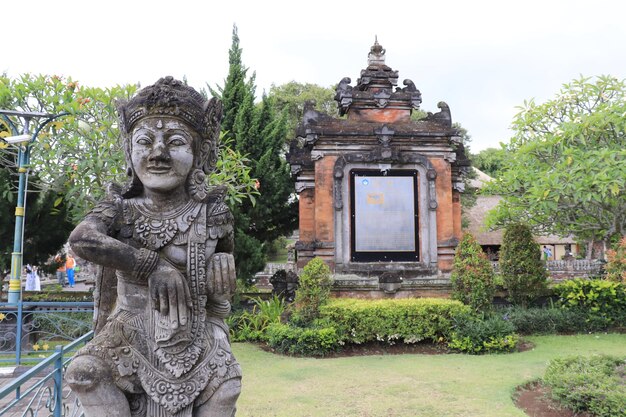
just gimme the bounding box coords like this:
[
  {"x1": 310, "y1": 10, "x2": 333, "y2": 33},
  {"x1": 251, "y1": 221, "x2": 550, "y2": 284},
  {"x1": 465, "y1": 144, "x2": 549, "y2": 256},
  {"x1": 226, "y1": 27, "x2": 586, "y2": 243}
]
[
  {"x1": 368, "y1": 37, "x2": 386, "y2": 66},
  {"x1": 425, "y1": 101, "x2": 452, "y2": 127}
]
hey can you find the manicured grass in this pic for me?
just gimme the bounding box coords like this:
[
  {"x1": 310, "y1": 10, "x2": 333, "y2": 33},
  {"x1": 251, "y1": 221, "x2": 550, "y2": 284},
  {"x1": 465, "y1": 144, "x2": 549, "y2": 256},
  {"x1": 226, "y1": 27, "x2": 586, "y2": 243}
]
[{"x1": 233, "y1": 333, "x2": 626, "y2": 417}]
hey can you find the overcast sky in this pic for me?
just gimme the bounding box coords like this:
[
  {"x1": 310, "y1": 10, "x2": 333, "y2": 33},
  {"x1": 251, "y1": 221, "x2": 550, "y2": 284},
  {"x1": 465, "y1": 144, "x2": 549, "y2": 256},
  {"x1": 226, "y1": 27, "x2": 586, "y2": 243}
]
[{"x1": 3, "y1": 0, "x2": 625, "y2": 151}]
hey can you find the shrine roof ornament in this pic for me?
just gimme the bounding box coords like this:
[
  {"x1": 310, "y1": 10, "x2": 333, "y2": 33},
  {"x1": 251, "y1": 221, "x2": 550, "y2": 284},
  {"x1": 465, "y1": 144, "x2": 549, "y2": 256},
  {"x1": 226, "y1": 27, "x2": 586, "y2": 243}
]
[
  {"x1": 335, "y1": 38, "x2": 422, "y2": 118},
  {"x1": 367, "y1": 36, "x2": 386, "y2": 66}
]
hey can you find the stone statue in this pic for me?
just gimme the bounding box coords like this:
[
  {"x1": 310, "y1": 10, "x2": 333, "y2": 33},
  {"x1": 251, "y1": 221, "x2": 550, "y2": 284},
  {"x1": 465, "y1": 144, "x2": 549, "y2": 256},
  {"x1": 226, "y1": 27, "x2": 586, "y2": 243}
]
[{"x1": 66, "y1": 77, "x2": 241, "y2": 417}]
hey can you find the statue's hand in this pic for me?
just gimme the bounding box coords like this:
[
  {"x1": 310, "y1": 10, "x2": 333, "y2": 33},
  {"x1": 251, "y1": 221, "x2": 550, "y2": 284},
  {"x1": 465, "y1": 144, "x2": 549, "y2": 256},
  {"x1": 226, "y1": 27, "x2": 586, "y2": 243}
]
[
  {"x1": 149, "y1": 260, "x2": 192, "y2": 328},
  {"x1": 207, "y1": 252, "x2": 237, "y2": 300}
]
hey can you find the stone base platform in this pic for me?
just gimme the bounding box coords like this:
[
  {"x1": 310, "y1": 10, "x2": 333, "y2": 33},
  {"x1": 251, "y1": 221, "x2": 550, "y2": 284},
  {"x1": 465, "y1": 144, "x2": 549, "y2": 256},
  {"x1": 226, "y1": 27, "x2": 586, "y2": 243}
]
[{"x1": 331, "y1": 273, "x2": 452, "y2": 299}]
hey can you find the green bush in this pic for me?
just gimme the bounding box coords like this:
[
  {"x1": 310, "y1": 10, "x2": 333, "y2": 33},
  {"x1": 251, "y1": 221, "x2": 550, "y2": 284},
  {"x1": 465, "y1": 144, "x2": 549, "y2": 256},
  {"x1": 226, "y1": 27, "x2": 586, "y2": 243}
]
[
  {"x1": 450, "y1": 233, "x2": 496, "y2": 313},
  {"x1": 265, "y1": 322, "x2": 341, "y2": 356},
  {"x1": 606, "y1": 236, "x2": 626, "y2": 283},
  {"x1": 291, "y1": 258, "x2": 332, "y2": 326},
  {"x1": 501, "y1": 306, "x2": 596, "y2": 335},
  {"x1": 227, "y1": 295, "x2": 286, "y2": 342},
  {"x1": 553, "y1": 278, "x2": 626, "y2": 328},
  {"x1": 543, "y1": 355, "x2": 626, "y2": 417},
  {"x1": 319, "y1": 298, "x2": 470, "y2": 345},
  {"x1": 447, "y1": 313, "x2": 518, "y2": 354},
  {"x1": 499, "y1": 223, "x2": 549, "y2": 307}
]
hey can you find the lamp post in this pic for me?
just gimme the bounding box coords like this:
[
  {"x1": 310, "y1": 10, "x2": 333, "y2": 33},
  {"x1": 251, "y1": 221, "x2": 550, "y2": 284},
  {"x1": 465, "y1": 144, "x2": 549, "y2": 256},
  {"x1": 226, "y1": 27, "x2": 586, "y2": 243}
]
[{"x1": 1, "y1": 109, "x2": 68, "y2": 303}]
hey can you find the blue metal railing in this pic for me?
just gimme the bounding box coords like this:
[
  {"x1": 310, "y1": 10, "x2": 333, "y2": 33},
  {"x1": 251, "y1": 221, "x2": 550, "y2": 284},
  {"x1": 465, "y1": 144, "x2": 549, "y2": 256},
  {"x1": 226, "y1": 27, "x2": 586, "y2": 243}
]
[
  {"x1": 0, "y1": 330, "x2": 93, "y2": 417},
  {"x1": 0, "y1": 301, "x2": 93, "y2": 365}
]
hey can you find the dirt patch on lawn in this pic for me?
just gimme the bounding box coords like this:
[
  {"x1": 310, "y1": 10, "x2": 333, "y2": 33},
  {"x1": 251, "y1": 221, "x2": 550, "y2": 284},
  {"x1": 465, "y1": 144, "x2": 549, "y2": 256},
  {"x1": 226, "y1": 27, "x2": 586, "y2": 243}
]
[{"x1": 514, "y1": 381, "x2": 592, "y2": 417}]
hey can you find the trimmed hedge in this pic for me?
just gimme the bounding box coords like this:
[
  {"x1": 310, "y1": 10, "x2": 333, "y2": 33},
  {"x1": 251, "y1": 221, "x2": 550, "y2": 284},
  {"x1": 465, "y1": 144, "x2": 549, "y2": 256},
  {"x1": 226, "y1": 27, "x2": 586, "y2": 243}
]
[
  {"x1": 544, "y1": 355, "x2": 626, "y2": 417},
  {"x1": 265, "y1": 322, "x2": 341, "y2": 356},
  {"x1": 319, "y1": 298, "x2": 471, "y2": 345},
  {"x1": 553, "y1": 279, "x2": 626, "y2": 328},
  {"x1": 501, "y1": 306, "x2": 606, "y2": 335},
  {"x1": 448, "y1": 313, "x2": 518, "y2": 354}
]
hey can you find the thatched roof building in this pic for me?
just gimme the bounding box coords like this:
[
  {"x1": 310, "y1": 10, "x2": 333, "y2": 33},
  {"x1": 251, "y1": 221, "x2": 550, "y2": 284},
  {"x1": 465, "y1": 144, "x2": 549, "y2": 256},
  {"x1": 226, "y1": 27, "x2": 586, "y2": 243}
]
[{"x1": 465, "y1": 168, "x2": 577, "y2": 259}]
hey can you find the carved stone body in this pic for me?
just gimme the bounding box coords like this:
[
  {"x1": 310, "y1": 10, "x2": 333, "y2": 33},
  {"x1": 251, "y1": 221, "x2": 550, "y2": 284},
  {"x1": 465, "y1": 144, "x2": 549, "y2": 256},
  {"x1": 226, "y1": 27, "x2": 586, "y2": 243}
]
[{"x1": 66, "y1": 77, "x2": 241, "y2": 417}]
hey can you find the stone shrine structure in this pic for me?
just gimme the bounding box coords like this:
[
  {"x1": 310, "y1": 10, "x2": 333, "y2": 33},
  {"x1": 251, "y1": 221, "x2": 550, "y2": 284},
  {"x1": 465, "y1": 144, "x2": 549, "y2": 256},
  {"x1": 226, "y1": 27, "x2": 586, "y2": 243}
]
[{"x1": 287, "y1": 40, "x2": 470, "y2": 295}]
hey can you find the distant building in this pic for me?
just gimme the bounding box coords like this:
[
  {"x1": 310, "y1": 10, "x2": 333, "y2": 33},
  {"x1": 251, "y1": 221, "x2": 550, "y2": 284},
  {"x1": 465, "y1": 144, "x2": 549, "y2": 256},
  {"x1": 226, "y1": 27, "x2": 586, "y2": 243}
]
[{"x1": 465, "y1": 168, "x2": 578, "y2": 260}]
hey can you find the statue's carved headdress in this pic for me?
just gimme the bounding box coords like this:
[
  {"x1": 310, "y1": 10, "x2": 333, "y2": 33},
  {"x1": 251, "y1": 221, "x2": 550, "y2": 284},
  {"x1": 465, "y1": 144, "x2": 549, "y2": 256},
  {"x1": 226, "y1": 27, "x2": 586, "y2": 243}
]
[{"x1": 117, "y1": 76, "x2": 223, "y2": 201}]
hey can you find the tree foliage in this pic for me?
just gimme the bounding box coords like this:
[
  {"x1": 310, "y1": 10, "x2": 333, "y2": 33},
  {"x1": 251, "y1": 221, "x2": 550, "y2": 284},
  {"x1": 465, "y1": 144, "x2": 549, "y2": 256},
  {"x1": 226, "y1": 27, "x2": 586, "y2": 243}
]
[
  {"x1": 213, "y1": 25, "x2": 298, "y2": 284},
  {"x1": 499, "y1": 223, "x2": 548, "y2": 307},
  {"x1": 450, "y1": 233, "x2": 496, "y2": 313},
  {"x1": 0, "y1": 74, "x2": 257, "y2": 219},
  {"x1": 0, "y1": 74, "x2": 137, "y2": 220},
  {"x1": 1, "y1": 73, "x2": 258, "y2": 273},
  {"x1": 485, "y1": 75, "x2": 626, "y2": 243},
  {"x1": 0, "y1": 171, "x2": 75, "y2": 271},
  {"x1": 471, "y1": 147, "x2": 507, "y2": 178},
  {"x1": 268, "y1": 81, "x2": 338, "y2": 138}
]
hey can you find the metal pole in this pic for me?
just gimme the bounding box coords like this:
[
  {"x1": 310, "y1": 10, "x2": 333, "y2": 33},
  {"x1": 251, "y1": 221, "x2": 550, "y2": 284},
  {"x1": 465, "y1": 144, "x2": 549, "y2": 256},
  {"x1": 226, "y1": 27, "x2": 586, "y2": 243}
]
[
  {"x1": 15, "y1": 300, "x2": 23, "y2": 366},
  {"x1": 2, "y1": 111, "x2": 69, "y2": 304},
  {"x1": 7, "y1": 120, "x2": 31, "y2": 304},
  {"x1": 53, "y1": 345, "x2": 63, "y2": 417}
]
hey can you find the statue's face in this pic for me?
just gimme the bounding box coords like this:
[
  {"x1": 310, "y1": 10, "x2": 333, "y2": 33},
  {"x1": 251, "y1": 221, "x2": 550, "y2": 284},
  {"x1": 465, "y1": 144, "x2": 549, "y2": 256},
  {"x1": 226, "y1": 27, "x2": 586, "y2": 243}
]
[{"x1": 131, "y1": 117, "x2": 195, "y2": 194}]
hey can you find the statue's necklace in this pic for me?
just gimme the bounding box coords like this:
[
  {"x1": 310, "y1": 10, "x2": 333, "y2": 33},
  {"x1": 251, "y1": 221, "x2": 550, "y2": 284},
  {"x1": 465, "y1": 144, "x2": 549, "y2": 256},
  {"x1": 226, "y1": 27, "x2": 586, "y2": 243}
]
[{"x1": 129, "y1": 200, "x2": 199, "y2": 250}]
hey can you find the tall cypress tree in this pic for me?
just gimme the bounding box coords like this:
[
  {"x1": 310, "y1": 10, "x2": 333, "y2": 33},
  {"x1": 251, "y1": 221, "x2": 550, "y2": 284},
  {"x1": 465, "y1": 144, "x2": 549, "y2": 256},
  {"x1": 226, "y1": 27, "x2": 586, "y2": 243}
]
[
  {"x1": 215, "y1": 25, "x2": 250, "y2": 138},
  {"x1": 499, "y1": 223, "x2": 549, "y2": 307},
  {"x1": 213, "y1": 25, "x2": 297, "y2": 284}
]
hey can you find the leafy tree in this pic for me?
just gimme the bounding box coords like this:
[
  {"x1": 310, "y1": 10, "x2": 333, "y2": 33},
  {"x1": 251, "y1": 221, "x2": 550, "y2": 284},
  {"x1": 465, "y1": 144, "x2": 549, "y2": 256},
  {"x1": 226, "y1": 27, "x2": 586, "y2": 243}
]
[
  {"x1": 0, "y1": 170, "x2": 74, "y2": 271},
  {"x1": 471, "y1": 147, "x2": 507, "y2": 178},
  {"x1": 450, "y1": 233, "x2": 496, "y2": 313},
  {"x1": 268, "y1": 81, "x2": 338, "y2": 137},
  {"x1": 485, "y1": 75, "x2": 626, "y2": 247},
  {"x1": 1, "y1": 73, "x2": 258, "y2": 279},
  {"x1": 499, "y1": 223, "x2": 548, "y2": 307},
  {"x1": 0, "y1": 74, "x2": 136, "y2": 220},
  {"x1": 212, "y1": 25, "x2": 297, "y2": 284},
  {"x1": 0, "y1": 74, "x2": 257, "y2": 220}
]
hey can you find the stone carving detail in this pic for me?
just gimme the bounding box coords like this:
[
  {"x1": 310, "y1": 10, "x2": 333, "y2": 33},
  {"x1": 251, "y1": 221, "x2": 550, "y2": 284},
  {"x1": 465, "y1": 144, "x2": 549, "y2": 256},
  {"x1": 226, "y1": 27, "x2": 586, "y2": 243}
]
[
  {"x1": 453, "y1": 181, "x2": 466, "y2": 193},
  {"x1": 65, "y1": 77, "x2": 241, "y2": 417},
  {"x1": 375, "y1": 125, "x2": 395, "y2": 147},
  {"x1": 425, "y1": 101, "x2": 452, "y2": 127},
  {"x1": 396, "y1": 79, "x2": 422, "y2": 109},
  {"x1": 443, "y1": 152, "x2": 457, "y2": 163},
  {"x1": 295, "y1": 180, "x2": 315, "y2": 193},
  {"x1": 334, "y1": 77, "x2": 354, "y2": 116},
  {"x1": 374, "y1": 89, "x2": 391, "y2": 108},
  {"x1": 427, "y1": 169, "x2": 438, "y2": 210}
]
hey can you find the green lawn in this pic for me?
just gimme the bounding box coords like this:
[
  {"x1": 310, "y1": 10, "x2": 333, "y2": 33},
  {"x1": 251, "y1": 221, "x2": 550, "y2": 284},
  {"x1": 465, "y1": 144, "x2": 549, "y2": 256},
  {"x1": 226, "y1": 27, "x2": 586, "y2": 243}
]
[{"x1": 233, "y1": 333, "x2": 626, "y2": 417}]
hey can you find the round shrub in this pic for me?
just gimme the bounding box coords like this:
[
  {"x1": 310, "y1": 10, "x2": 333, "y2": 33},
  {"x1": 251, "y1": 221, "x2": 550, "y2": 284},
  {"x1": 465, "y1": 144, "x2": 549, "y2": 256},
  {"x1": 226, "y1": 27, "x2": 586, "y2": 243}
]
[
  {"x1": 543, "y1": 355, "x2": 626, "y2": 417},
  {"x1": 291, "y1": 258, "x2": 332, "y2": 326},
  {"x1": 447, "y1": 312, "x2": 518, "y2": 354}
]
